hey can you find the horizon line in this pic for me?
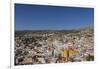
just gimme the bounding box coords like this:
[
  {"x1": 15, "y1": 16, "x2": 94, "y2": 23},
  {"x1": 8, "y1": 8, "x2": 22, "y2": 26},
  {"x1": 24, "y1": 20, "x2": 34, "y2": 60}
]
[{"x1": 15, "y1": 26, "x2": 93, "y2": 31}]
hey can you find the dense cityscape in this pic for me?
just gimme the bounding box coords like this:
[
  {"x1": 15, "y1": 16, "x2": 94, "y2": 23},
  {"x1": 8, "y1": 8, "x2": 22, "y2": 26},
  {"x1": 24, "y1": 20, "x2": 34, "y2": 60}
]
[{"x1": 15, "y1": 27, "x2": 94, "y2": 65}]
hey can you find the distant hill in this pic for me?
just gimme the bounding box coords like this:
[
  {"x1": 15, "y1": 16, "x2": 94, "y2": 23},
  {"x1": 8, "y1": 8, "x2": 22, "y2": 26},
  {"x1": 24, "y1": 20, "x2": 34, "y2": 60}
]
[{"x1": 15, "y1": 26, "x2": 94, "y2": 36}]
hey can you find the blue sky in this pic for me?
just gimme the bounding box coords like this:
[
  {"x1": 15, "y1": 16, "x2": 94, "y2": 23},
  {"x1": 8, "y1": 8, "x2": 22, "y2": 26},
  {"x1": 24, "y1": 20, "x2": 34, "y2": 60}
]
[{"x1": 15, "y1": 4, "x2": 94, "y2": 30}]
